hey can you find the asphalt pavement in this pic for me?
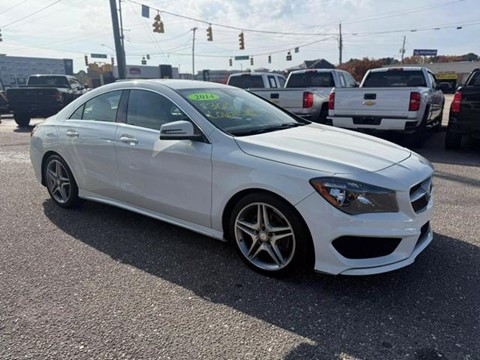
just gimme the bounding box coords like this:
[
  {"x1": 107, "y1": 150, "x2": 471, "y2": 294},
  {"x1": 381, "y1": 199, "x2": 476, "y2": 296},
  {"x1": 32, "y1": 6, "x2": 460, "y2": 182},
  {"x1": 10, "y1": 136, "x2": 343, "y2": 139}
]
[{"x1": 0, "y1": 108, "x2": 479, "y2": 360}]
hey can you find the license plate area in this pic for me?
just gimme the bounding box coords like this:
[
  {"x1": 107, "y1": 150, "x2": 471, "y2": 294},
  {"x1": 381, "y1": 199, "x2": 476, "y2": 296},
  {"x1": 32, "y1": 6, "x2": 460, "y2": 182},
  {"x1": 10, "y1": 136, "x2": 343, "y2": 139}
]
[{"x1": 352, "y1": 116, "x2": 382, "y2": 125}]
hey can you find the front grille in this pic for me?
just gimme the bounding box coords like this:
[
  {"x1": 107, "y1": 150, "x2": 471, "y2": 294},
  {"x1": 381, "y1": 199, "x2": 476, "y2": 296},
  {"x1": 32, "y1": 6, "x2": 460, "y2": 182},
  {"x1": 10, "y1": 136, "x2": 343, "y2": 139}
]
[{"x1": 410, "y1": 177, "x2": 432, "y2": 213}]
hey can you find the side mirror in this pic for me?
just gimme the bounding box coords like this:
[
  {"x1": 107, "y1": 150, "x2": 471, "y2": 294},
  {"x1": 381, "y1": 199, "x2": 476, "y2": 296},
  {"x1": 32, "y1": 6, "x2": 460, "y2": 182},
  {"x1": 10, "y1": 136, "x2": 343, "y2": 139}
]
[{"x1": 160, "y1": 120, "x2": 203, "y2": 141}]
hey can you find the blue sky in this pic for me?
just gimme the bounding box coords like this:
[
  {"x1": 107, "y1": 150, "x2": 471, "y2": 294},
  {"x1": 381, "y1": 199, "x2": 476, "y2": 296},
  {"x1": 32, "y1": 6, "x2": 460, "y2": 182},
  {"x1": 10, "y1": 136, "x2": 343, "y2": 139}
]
[{"x1": 1, "y1": 0, "x2": 478, "y2": 73}]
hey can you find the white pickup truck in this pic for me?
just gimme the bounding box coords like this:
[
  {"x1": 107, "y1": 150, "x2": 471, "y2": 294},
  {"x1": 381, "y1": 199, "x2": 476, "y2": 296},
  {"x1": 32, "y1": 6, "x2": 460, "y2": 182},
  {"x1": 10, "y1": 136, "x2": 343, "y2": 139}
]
[
  {"x1": 328, "y1": 67, "x2": 446, "y2": 147},
  {"x1": 228, "y1": 69, "x2": 357, "y2": 123}
]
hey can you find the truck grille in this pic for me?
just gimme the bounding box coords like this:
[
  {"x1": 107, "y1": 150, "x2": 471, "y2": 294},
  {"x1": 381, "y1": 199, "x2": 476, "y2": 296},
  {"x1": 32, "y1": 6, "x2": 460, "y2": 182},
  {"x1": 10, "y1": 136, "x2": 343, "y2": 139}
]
[{"x1": 410, "y1": 177, "x2": 432, "y2": 213}]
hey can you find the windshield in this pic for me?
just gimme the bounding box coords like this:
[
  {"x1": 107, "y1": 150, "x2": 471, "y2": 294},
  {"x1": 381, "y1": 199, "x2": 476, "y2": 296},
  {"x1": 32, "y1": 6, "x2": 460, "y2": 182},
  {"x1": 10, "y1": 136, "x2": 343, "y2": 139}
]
[
  {"x1": 363, "y1": 70, "x2": 426, "y2": 87},
  {"x1": 287, "y1": 72, "x2": 334, "y2": 88},
  {"x1": 178, "y1": 87, "x2": 303, "y2": 136},
  {"x1": 28, "y1": 76, "x2": 69, "y2": 88}
]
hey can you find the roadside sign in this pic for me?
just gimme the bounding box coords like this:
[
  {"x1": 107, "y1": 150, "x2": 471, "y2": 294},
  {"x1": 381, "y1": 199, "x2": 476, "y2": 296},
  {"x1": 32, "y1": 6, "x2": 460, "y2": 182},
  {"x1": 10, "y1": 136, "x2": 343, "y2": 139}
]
[
  {"x1": 91, "y1": 53, "x2": 108, "y2": 59},
  {"x1": 234, "y1": 55, "x2": 250, "y2": 61},
  {"x1": 413, "y1": 49, "x2": 437, "y2": 56}
]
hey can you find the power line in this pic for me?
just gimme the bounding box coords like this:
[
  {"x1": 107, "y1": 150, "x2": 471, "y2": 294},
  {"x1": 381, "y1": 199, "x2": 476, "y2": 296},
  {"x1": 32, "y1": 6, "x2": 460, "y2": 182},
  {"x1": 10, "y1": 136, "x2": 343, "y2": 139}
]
[
  {"x1": 0, "y1": 0, "x2": 30, "y2": 16},
  {"x1": 1, "y1": 0, "x2": 62, "y2": 29}
]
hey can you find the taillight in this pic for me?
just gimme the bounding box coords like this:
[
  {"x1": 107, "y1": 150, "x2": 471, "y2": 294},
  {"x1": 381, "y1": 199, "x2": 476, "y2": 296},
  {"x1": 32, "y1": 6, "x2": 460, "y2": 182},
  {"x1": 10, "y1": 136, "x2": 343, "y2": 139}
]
[
  {"x1": 452, "y1": 91, "x2": 462, "y2": 113},
  {"x1": 303, "y1": 92, "x2": 314, "y2": 108},
  {"x1": 328, "y1": 92, "x2": 335, "y2": 110},
  {"x1": 409, "y1": 92, "x2": 421, "y2": 111}
]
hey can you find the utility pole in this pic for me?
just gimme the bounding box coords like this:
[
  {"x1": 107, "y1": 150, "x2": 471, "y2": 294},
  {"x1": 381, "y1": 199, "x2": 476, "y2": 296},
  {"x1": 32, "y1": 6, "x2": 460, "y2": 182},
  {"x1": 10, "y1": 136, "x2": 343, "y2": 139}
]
[
  {"x1": 338, "y1": 22, "x2": 343, "y2": 66},
  {"x1": 118, "y1": 0, "x2": 125, "y2": 50},
  {"x1": 109, "y1": 0, "x2": 126, "y2": 79},
  {"x1": 400, "y1": 35, "x2": 406, "y2": 64},
  {"x1": 192, "y1": 27, "x2": 197, "y2": 79}
]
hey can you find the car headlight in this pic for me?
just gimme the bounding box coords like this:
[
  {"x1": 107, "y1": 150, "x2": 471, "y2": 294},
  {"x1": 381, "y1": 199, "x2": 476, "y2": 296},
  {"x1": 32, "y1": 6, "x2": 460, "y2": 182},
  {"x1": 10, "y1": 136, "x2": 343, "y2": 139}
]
[{"x1": 310, "y1": 177, "x2": 399, "y2": 215}]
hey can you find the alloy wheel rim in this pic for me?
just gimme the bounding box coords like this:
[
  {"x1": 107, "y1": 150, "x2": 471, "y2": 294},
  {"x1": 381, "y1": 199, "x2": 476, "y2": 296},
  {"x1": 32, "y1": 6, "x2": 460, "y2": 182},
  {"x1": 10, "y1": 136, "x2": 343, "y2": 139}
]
[
  {"x1": 234, "y1": 202, "x2": 296, "y2": 271},
  {"x1": 46, "y1": 160, "x2": 71, "y2": 204}
]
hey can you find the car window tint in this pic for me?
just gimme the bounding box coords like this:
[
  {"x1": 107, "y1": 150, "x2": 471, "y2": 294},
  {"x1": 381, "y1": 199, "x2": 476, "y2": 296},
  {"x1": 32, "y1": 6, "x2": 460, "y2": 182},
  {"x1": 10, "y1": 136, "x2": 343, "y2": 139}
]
[
  {"x1": 69, "y1": 104, "x2": 84, "y2": 119},
  {"x1": 82, "y1": 91, "x2": 122, "y2": 122},
  {"x1": 467, "y1": 72, "x2": 480, "y2": 86},
  {"x1": 287, "y1": 72, "x2": 334, "y2": 88},
  {"x1": 126, "y1": 90, "x2": 188, "y2": 131},
  {"x1": 228, "y1": 75, "x2": 265, "y2": 89},
  {"x1": 277, "y1": 76, "x2": 286, "y2": 87},
  {"x1": 363, "y1": 71, "x2": 426, "y2": 87}
]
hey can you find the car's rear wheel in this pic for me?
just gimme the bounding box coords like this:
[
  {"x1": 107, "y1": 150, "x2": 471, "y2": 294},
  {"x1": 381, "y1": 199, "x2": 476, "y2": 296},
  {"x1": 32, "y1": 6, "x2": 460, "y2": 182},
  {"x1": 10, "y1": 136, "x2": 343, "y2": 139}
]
[
  {"x1": 44, "y1": 154, "x2": 81, "y2": 208},
  {"x1": 228, "y1": 193, "x2": 313, "y2": 276},
  {"x1": 14, "y1": 113, "x2": 30, "y2": 127},
  {"x1": 445, "y1": 129, "x2": 462, "y2": 150}
]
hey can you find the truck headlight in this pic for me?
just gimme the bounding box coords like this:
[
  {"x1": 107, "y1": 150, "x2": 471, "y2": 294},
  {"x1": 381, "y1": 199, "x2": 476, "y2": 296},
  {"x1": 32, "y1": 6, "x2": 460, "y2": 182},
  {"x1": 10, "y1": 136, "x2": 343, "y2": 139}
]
[{"x1": 310, "y1": 177, "x2": 399, "y2": 215}]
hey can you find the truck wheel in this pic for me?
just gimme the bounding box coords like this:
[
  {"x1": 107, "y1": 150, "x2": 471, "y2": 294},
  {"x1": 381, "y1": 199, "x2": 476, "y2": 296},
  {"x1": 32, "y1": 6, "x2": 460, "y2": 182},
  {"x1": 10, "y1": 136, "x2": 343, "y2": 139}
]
[
  {"x1": 14, "y1": 113, "x2": 31, "y2": 127},
  {"x1": 315, "y1": 106, "x2": 329, "y2": 124},
  {"x1": 406, "y1": 122, "x2": 426, "y2": 149},
  {"x1": 445, "y1": 130, "x2": 462, "y2": 150}
]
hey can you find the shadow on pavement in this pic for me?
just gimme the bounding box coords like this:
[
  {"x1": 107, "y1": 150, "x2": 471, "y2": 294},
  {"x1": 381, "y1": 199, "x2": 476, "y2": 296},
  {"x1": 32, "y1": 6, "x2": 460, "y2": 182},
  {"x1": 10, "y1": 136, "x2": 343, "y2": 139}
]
[{"x1": 43, "y1": 199, "x2": 480, "y2": 359}]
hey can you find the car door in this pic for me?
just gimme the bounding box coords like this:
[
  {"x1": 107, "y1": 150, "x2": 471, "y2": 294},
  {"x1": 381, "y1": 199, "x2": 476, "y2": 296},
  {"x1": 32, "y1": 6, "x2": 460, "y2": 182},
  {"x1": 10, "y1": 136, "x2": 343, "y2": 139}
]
[
  {"x1": 58, "y1": 90, "x2": 123, "y2": 198},
  {"x1": 115, "y1": 89, "x2": 212, "y2": 227}
]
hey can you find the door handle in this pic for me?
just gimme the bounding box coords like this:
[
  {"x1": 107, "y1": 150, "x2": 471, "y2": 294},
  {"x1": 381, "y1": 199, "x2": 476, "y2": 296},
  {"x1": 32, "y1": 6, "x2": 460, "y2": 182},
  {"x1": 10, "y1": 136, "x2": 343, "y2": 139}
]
[
  {"x1": 66, "y1": 129, "x2": 79, "y2": 138},
  {"x1": 120, "y1": 135, "x2": 138, "y2": 145}
]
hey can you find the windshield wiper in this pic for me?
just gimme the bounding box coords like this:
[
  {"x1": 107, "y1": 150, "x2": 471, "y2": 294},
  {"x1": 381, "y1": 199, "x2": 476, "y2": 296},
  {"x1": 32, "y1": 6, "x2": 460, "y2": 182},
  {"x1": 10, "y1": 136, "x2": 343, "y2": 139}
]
[{"x1": 230, "y1": 122, "x2": 304, "y2": 136}]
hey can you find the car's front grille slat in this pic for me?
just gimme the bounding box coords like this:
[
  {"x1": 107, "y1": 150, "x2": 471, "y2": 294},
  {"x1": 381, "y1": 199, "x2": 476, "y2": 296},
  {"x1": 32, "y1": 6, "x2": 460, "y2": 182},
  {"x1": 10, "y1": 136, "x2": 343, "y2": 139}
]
[{"x1": 409, "y1": 177, "x2": 432, "y2": 213}]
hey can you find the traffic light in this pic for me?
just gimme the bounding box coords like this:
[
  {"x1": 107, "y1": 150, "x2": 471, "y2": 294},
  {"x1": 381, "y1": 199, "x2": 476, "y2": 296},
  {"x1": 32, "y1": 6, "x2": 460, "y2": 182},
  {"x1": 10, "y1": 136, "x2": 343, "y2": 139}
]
[
  {"x1": 229, "y1": 58, "x2": 233, "y2": 67},
  {"x1": 111, "y1": 57, "x2": 115, "y2": 66},
  {"x1": 141, "y1": 57, "x2": 147, "y2": 65},
  {"x1": 153, "y1": 12, "x2": 164, "y2": 33},
  {"x1": 0, "y1": 29, "x2": 3, "y2": 42},
  {"x1": 268, "y1": 55, "x2": 271, "y2": 64},
  {"x1": 84, "y1": 55, "x2": 89, "y2": 66},
  {"x1": 250, "y1": 57, "x2": 254, "y2": 66},
  {"x1": 206, "y1": 25, "x2": 213, "y2": 41},
  {"x1": 146, "y1": 54, "x2": 150, "y2": 60},
  {"x1": 286, "y1": 51, "x2": 292, "y2": 61},
  {"x1": 239, "y1": 32, "x2": 245, "y2": 50}
]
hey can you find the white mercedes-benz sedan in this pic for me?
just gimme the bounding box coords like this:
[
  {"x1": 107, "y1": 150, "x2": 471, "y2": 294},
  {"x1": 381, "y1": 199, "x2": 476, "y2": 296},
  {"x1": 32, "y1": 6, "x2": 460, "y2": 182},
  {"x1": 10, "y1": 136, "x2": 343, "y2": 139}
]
[{"x1": 30, "y1": 80, "x2": 434, "y2": 276}]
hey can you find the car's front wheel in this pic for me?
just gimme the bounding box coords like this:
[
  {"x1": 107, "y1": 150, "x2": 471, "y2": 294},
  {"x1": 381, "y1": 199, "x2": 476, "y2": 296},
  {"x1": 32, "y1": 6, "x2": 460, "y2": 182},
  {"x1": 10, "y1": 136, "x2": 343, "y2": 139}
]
[
  {"x1": 44, "y1": 154, "x2": 81, "y2": 208},
  {"x1": 228, "y1": 193, "x2": 313, "y2": 276}
]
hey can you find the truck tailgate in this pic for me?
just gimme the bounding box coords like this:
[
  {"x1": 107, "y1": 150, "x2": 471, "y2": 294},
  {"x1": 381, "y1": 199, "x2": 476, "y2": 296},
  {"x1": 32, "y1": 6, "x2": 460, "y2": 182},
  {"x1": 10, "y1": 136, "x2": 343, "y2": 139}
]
[
  {"x1": 252, "y1": 89, "x2": 303, "y2": 109},
  {"x1": 333, "y1": 88, "x2": 413, "y2": 117},
  {"x1": 6, "y1": 87, "x2": 61, "y2": 107}
]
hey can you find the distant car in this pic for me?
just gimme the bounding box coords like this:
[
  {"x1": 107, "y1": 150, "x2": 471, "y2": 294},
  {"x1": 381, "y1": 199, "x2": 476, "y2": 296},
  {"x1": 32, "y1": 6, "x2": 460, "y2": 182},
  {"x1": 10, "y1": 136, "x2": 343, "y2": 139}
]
[
  {"x1": 6, "y1": 74, "x2": 87, "y2": 127},
  {"x1": 445, "y1": 68, "x2": 480, "y2": 149},
  {"x1": 30, "y1": 80, "x2": 434, "y2": 276}
]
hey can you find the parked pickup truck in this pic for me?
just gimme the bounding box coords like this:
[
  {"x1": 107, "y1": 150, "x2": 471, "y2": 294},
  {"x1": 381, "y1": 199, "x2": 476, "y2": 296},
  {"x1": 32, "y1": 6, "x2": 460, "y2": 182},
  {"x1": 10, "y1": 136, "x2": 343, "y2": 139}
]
[
  {"x1": 6, "y1": 74, "x2": 87, "y2": 127},
  {"x1": 328, "y1": 67, "x2": 446, "y2": 147},
  {"x1": 228, "y1": 69, "x2": 357, "y2": 123},
  {"x1": 445, "y1": 68, "x2": 480, "y2": 149}
]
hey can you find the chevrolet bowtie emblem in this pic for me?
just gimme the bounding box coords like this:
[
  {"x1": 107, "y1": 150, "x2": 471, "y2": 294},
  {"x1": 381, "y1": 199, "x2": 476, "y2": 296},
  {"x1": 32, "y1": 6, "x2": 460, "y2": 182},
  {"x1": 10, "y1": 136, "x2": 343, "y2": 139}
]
[{"x1": 363, "y1": 100, "x2": 376, "y2": 106}]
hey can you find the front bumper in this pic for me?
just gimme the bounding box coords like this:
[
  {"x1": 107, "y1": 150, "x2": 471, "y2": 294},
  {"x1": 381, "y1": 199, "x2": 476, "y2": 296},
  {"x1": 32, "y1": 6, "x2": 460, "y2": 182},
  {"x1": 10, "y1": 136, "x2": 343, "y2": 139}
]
[{"x1": 295, "y1": 158, "x2": 434, "y2": 276}]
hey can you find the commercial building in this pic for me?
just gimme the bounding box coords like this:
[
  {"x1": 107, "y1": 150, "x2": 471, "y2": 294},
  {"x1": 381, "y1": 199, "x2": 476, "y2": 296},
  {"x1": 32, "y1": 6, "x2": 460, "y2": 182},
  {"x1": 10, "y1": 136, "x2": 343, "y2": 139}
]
[
  {"x1": 112, "y1": 64, "x2": 179, "y2": 80},
  {"x1": 0, "y1": 55, "x2": 73, "y2": 88}
]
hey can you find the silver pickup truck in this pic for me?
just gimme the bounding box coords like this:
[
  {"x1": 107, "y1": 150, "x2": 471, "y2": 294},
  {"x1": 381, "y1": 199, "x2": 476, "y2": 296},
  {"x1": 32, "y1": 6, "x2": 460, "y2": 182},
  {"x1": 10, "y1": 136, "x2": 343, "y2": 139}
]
[
  {"x1": 328, "y1": 67, "x2": 446, "y2": 147},
  {"x1": 228, "y1": 69, "x2": 357, "y2": 123}
]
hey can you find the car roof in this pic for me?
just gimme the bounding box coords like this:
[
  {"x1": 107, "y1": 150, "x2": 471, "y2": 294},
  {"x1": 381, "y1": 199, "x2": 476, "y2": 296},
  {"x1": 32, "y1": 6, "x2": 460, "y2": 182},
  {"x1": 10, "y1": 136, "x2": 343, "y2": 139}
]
[
  {"x1": 105, "y1": 79, "x2": 231, "y2": 91},
  {"x1": 370, "y1": 67, "x2": 425, "y2": 73}
]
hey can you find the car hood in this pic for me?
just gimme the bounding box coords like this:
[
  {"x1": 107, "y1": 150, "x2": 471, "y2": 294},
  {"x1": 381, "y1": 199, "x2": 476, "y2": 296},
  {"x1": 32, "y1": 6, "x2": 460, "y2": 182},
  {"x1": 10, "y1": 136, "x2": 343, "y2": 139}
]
[{"x1": 234, "y1": 124, "x2": 411, "y2": 174}]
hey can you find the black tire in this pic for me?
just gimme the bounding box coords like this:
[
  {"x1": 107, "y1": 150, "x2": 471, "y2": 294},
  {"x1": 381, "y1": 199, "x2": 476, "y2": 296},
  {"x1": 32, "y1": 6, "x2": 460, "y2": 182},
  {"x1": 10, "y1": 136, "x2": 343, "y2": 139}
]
[
  {"x1": 445, "y1": 130, "x2": 462, "y2": 150},
  {"x1": 406, "y1": 122, "x2": 426, "y2": 149},
  {"x1": 228, "y1": 193, "x2": 314, "y2": 277},
  {"x1": 314, "y1": 105, "x2": 329, "y2": 124},
  {"x1": 43, "y1": 154, "x2": 81, "y2": 208},
  {"x1": 14, "y1": 113, "x2": 31, "y2": 127}
]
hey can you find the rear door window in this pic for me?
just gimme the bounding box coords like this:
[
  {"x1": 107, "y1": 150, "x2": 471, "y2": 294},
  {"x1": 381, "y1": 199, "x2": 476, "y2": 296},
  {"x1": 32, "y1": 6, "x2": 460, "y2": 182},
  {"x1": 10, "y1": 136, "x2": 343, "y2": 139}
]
[
  {"x1": 82, "y1": 91, "x2": 122, "y2": 122},
  {"x1": 267, "y1": 76, "x2": 277, "y2": 88}
]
